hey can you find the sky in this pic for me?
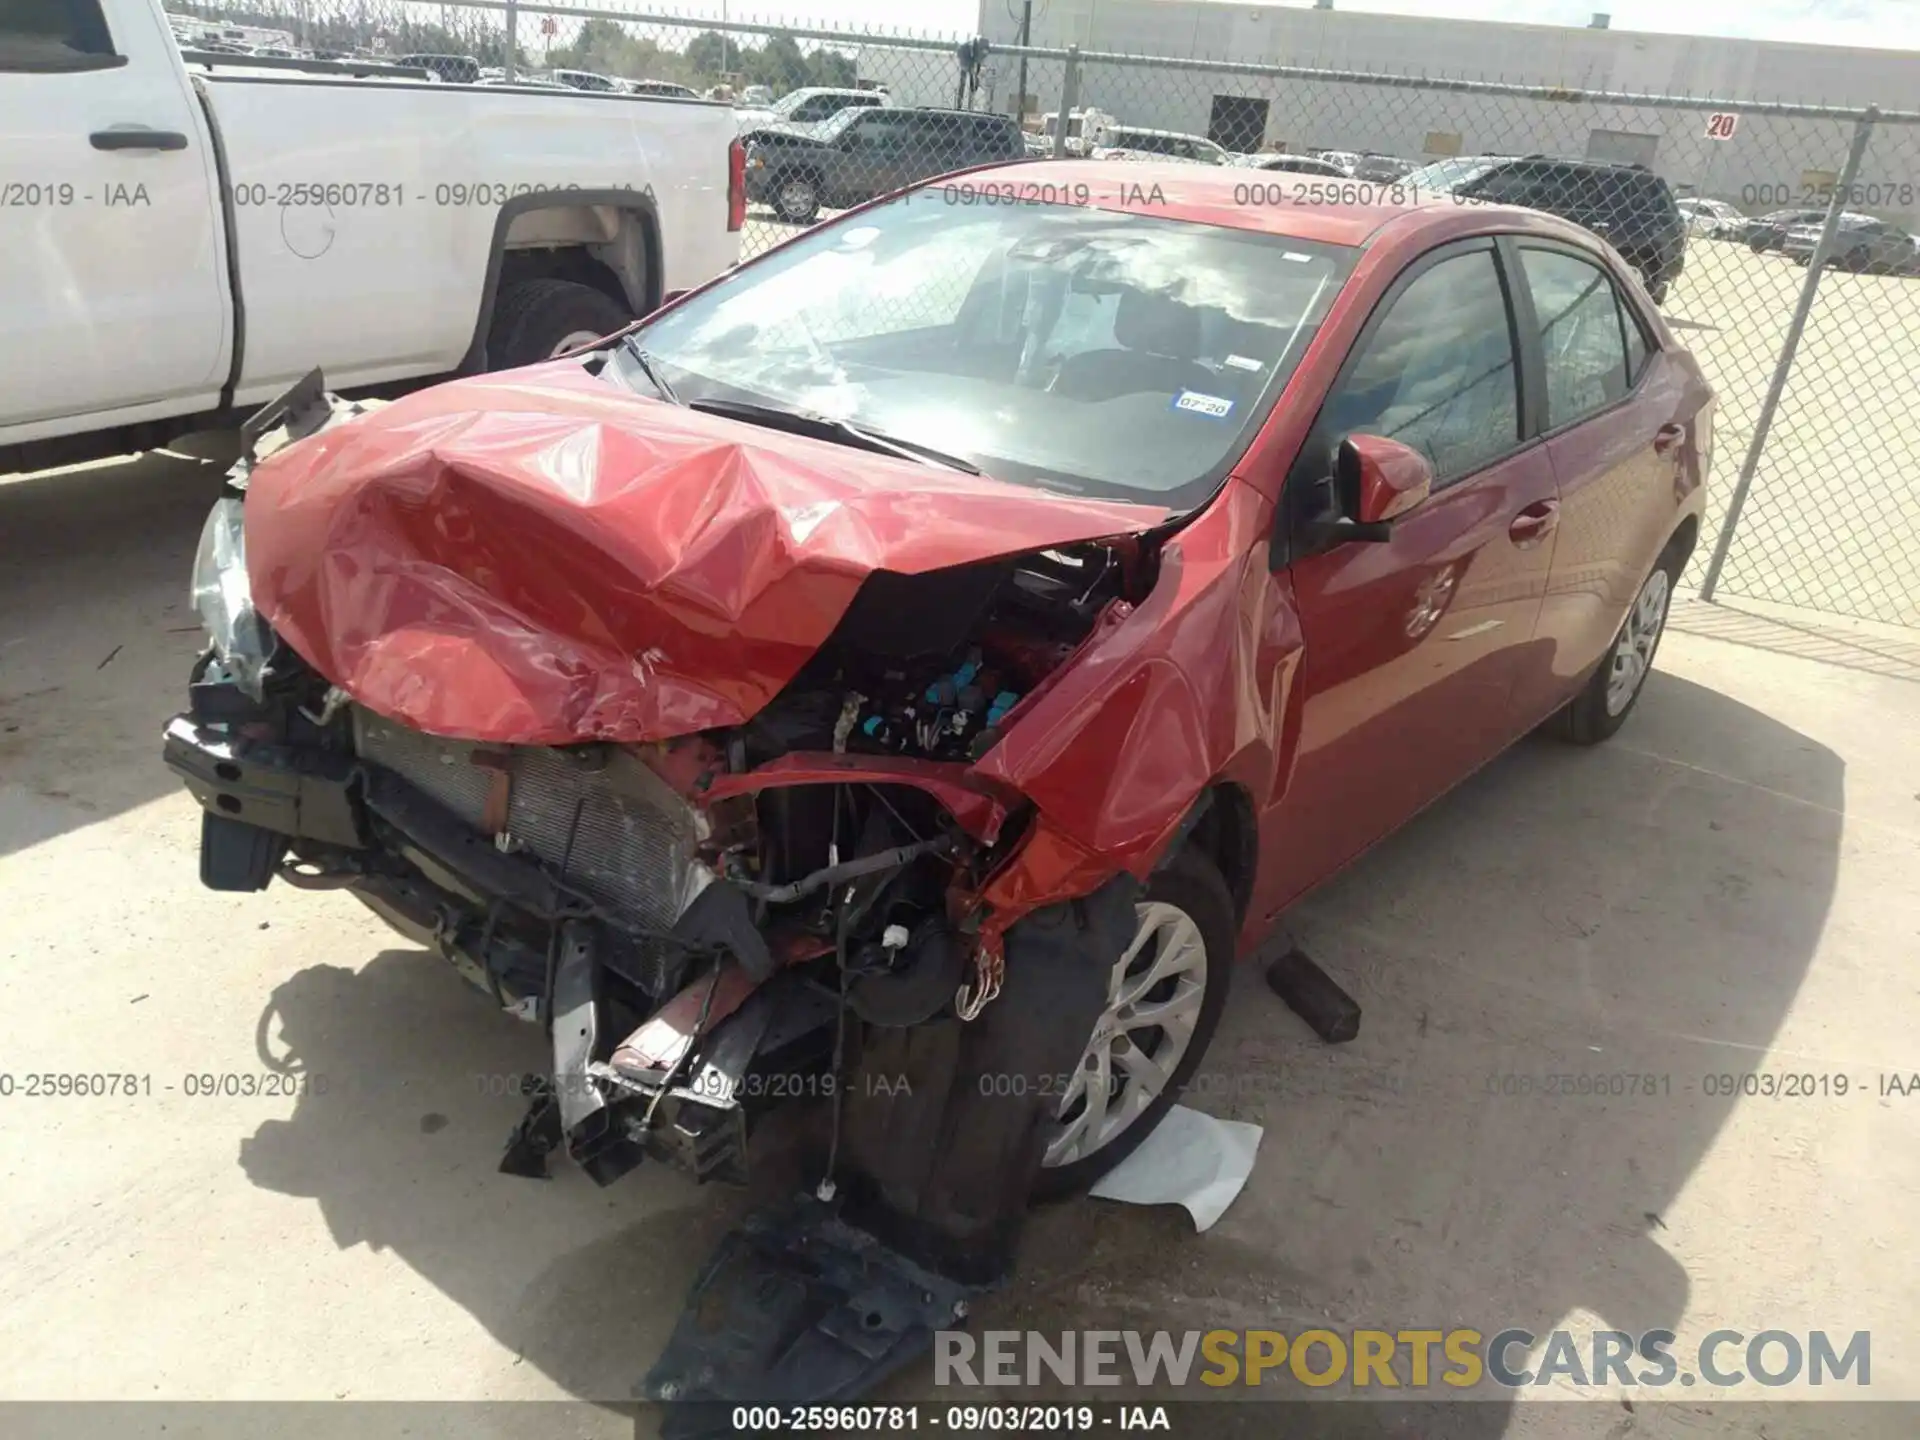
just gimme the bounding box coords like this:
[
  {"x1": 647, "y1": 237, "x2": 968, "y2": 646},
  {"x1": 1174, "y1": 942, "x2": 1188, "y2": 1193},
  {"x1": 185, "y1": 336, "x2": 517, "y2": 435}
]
[{"x1": 673, "y1": 0, "x2": 1920, "y2": 50}]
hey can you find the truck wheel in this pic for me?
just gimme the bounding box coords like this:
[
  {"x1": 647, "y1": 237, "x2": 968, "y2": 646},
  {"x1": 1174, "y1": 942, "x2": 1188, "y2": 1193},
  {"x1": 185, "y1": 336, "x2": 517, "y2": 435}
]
[
  {"x1": 772, "y1": 174, "x2": 821, "y2": 224},
  {"x1": 1032, "y1": 847, "x2": 1234, "y2": 1201},
  {"x1": 487, "y1": 278, "x2": 633, "y2": 370}
]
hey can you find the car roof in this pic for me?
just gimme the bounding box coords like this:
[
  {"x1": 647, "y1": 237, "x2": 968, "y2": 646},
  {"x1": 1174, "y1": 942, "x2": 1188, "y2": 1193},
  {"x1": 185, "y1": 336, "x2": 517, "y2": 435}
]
[{"x1": 956, "y1": 159, "x2": 1608, "y2": 249}]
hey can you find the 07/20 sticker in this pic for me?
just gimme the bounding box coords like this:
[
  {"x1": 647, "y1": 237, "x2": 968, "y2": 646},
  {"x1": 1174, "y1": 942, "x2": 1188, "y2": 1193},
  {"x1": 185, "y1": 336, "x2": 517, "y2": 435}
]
[{"x1": 1172, "y1": 390, "x2": 1234, "y2": 418}]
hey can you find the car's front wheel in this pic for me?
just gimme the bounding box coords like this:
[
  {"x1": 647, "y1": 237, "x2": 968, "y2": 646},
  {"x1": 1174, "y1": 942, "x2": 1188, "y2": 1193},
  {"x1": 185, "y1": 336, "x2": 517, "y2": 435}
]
[
  {"x1": 772, "y1": 173, "x2": 821, "y2": 224},
  {"x1": 1032, "y1": 848, "x2": 1234, "y2": 1200},
  {"x1": 1551, "y1": 546, "x2": 1679, "y2": 745}
]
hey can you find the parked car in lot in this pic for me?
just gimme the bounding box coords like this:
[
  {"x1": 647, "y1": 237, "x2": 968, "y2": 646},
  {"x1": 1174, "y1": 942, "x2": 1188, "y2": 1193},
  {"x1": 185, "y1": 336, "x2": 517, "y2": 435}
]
[
  {"x1": 744, "y1": 106, "x2": 1024, "y2": 221},
  {"x1": 0, "y1": 0, "x2": 745, "y2": 474},
  {"x1": 625, "y1": 78, "x2": 699, "y2": 99},
  {"x1": 733, "y1": 84, "x2": 891, "y2": 132},
  {"x1": 163, "y1": 165, "x2": 1710, "y2": 1381},
  {"x1": 1237, "y1": 152, "x2": 1350, "y2": 176},
  {"x1": 1403, "y1": 153, "x2": 1687, "y2": 303},
  {"x1": 1312, "y1": 148, "x2": 1364, "y2": 174},
  {"x1": 1782, "y1": 213, "x2": 1918, "y2": 272},
  {"x1": 544, "y1": 67, "x2": 622, "y2": 93},
  {"x1": 1352, "y1": 153, "x2": 1417, "y2": 182},
  {"x1": 395, "y1": 52, "x2": 480, "y2": 84},
  {"x1": 1094, "y1": 126, "x2": 1231, "y2": 164},
  {"x1": 1739, "y1": 207, "x2": 1830, "y2": 252},
  {"x1": 1676, "y1": 196, "x2": 1743, "y2": 237}
]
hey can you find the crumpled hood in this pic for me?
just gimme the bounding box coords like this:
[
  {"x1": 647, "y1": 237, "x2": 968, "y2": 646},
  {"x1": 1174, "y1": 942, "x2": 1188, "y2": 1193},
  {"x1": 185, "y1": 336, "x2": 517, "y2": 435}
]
[{"x1": 245, "y1": 361, "x2": 1166, "y2": 744}]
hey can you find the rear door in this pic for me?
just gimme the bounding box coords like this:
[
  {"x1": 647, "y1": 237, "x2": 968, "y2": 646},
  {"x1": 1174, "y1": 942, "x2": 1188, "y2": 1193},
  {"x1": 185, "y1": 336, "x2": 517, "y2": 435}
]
[
  {"x1": 1513, "y1": 239, "x2": 1696, "y2": 720},
  {"x1": 1252, "y1": 240, "x2": 1562, "y2": 919},
  {"x1": 0, "y1": 0, "x2": 229, "y2": 432}
]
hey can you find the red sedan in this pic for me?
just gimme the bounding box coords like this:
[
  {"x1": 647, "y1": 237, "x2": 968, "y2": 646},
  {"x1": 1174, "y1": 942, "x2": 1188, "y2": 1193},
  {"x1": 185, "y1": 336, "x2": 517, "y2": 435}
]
[{"x1": 166, "y1": 160, "x2": 1710, "y2": 1291}]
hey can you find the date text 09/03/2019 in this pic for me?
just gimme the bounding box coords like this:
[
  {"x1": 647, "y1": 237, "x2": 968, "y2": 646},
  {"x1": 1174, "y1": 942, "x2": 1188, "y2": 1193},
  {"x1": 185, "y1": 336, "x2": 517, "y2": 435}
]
[{"x1": 726, "y1": 1406, "x2": 1165, "y2": 1431}]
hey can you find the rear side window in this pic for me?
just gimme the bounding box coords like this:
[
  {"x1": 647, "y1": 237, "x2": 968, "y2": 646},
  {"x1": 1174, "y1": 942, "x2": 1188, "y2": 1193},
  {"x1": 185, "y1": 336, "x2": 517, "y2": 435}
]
[
  {"x1": 1519, "y1": 248, "x2": 1634, "y2": 427},
  {"x1": 2, "y1": 0, "x2": 118, "y2": 71},
  {"x1": 1316, "y1": 248, "x2": 1521, "y2": 485}
]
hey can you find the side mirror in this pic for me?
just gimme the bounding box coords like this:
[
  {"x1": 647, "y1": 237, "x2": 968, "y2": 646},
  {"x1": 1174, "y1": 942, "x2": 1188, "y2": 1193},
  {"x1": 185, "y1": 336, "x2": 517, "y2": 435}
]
[
  {"x1": 1344, "y1": 433, "x2": 1432, "y2": 525},
  {"x1": 1300, "y1": 434, "x2": 1433, "y2": 549}
]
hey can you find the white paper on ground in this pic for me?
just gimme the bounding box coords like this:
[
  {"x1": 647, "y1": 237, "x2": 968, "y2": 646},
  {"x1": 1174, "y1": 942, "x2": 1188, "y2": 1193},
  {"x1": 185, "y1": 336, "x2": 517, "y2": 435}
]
[{"x1": 1087, "y1": 1104, "x2": 1263, "y2": 1232}]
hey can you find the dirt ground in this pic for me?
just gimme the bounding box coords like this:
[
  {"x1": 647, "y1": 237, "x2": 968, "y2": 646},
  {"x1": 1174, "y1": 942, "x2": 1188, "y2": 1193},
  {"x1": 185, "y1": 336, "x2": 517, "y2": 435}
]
[{"x1": 3, "y1": 447, "x2": 1918, "y2": 1438}]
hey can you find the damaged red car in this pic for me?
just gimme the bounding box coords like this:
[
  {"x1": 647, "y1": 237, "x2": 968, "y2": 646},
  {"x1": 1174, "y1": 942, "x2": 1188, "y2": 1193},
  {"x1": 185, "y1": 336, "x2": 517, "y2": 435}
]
[{"x1": 164, "y1": 162, "x2": 1710, "y2": 1407}]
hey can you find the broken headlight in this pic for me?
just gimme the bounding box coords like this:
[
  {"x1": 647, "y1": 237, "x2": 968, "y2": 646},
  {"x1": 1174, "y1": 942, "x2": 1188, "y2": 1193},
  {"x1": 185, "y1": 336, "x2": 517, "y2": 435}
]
[{"x1": 189, "y1": 497, "x2": 274, "y2": 698}]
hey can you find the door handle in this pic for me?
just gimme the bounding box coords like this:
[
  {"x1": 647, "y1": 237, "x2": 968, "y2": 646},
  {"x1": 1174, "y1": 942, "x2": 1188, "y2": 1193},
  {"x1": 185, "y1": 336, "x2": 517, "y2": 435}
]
[
  {"x1": 90, "y1": 128, "x2": 188, "y2": 152},
  {"x1": 1508, "y1": 499, "x2": 1560, "y2": 549},
  {"x1": 1653, "y1": 423, "x2": 1686, "y2": 457}
]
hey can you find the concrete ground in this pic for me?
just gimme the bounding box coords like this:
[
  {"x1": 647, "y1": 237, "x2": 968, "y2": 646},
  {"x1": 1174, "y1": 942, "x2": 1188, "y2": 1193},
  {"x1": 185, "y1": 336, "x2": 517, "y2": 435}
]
[{"x1": 3, "y1": 448, "x2": 1918, "y2": 1438}]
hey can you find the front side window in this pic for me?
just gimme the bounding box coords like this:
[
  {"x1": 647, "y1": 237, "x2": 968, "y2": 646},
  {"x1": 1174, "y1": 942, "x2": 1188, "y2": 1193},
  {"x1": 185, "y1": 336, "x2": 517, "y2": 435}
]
[
  {"x1": 620, "y1": 190, "x2": 1356, "y2": 507},
  {"x1": 2, "y1": 0, "x2": 116, "y2": 71},
  {"x1": 1519, "y1": 248, "x2": 1631, "y2": 429},
  {"x1": 1314, "y1": 249, "x2": 1520, "y2": 485}
]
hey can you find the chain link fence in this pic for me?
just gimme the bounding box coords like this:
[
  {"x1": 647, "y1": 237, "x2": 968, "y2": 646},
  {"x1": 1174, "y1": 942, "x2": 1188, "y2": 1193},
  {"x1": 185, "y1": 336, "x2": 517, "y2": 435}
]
[{"x1": 163, "y1": 1, "x2": 1920, "y2": 628}]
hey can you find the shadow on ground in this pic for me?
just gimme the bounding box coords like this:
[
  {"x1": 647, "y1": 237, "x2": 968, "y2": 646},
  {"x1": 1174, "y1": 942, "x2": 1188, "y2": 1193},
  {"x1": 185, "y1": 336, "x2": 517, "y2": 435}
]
[{"x1": 234, "y1": 669, "x2": 1839, "y2": 1434}]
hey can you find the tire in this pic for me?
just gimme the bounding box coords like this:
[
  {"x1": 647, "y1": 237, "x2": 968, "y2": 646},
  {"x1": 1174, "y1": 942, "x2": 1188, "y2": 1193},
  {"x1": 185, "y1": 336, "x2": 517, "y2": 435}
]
[
  {"x1": 1748, "y1": 237, "x2": 1771, "y2": 254},
  {"x1": 486, "y1": 277, "x2": 633, "y2": 370},
  {"x1": 771, "y1": 172, "x2": 821, "y2": 224},
  {"x1": 1550, "y1": 544, "x2": 1680, "y2": 745},
  {"x1": 1032, "y1": 847, "x2": 1235, "y2": 1201}
]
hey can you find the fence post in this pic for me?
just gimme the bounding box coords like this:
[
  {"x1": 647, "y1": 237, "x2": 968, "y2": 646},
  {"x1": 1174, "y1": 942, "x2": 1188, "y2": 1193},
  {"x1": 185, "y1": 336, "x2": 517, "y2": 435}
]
[
  {"x1": 1699, "y1": 106, "x2": 1879, "y2": 601},
  {"x1": 502, "y1": 0, "x2": 516, "y2": 81},
  {"x1": 1052, "y1": 45, "x2": 1081, "y2": 159}
]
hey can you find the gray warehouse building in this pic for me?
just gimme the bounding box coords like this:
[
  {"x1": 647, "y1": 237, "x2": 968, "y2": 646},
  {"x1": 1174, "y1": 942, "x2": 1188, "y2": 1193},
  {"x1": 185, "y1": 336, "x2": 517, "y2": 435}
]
[{"x1": 860, "y1": 1, "x2": 1920, "y2": 222}]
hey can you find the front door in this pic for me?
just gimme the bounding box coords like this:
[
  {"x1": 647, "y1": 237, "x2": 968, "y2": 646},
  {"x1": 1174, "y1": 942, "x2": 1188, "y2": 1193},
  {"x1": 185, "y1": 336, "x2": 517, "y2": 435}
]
[{"x1": 1250, "y1": 240, "x2": 1562, "y2": 924}]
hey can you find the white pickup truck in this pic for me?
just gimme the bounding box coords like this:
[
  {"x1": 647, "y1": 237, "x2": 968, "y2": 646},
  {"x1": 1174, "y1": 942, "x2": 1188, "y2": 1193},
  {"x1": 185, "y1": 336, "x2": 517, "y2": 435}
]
[{"x1": 1, "y1": 0, "x2": 745, "y2": 473}]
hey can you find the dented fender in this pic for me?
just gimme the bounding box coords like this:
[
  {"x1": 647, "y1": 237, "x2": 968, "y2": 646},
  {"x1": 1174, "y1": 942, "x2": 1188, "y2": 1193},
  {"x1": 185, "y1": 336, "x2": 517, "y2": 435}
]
[{"x1": 960, "y1": 480, "x2": 1306, "y2": 948}]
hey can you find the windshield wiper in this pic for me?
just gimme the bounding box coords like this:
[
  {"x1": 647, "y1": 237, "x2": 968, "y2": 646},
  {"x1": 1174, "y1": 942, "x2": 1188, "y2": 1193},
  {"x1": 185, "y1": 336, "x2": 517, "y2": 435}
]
[
  {"x1": 687, "y1": 397, "x2": 982, "y2": 475},
  {"x1": 621, "y1": 339, "x2": 684, "y2": 405}
]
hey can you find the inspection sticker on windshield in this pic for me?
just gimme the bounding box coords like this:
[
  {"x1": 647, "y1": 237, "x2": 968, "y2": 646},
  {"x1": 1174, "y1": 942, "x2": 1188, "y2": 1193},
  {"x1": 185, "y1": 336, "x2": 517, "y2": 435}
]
[
  {"x1": 1223, "y1": 355, "x2": 1264, "y2": 372},
  {"x1": 1173, "y1": 390, "x2": 1235, "y2": 418}
]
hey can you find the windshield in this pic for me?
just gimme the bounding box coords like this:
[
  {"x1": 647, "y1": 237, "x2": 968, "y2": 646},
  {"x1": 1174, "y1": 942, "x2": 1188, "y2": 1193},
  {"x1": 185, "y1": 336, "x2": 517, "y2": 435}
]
[
  {"x1": 617, "y1": 189, "x2": 1355, "y2": 507},
  {"x1": 1403, "y1": 157, "x2": 1498, "y2": 192}
]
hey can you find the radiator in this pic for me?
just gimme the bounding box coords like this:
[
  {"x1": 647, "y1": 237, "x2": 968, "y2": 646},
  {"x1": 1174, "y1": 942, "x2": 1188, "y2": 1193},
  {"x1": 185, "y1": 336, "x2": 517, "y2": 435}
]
[{"x1": 351, "y1": 708, "x2": 704, "y2": 931}]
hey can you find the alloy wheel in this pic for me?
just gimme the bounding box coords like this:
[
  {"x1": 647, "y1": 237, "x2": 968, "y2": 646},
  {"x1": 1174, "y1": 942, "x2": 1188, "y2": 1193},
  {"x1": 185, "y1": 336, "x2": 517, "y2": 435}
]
[
  {"x1": 1605, "y1": 567, "x2": 1671, "y2": 716},
  {"x1": 1042, "y1": 901, "x2": 1209, "y2": 1169}
]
